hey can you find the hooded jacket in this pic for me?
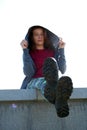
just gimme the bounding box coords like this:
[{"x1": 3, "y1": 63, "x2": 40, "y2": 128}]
[{"x1": 21, "y1": 25, "x2": 66, "y2": 89}]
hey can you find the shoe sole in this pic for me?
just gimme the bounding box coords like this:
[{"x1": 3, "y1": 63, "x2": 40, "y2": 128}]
[
  {"x1": 55, "y1": 76, "x2": 73, "y2": 118},
  {"x1": 43, "y1": 57, "x2": 58, "y2": 82},
  {"x1": 43, "y1": 57, "x2": 58, "y2": 104}
]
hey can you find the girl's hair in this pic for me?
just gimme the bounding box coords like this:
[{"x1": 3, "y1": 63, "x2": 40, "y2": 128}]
[{"x1": 27, "y1": 26, "x2": 54, "y2": 51}]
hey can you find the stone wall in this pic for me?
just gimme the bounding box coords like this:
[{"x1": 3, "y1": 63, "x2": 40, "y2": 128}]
[{"x1": 0, "y1": 88, "x2": 87, "y2": 130}]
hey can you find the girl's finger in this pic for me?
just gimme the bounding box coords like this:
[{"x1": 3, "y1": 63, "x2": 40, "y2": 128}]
[{"x1": 59, "y1": 37, "x2": 62, "y2": 41}]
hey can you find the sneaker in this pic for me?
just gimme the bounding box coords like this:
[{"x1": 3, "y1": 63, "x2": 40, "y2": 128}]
[
  {"x1": 43, "y1": 57, "x2": 58, "y2": 104},
  {"x1": 55, "y1": 76, "x2": 73, "y2": 118}
]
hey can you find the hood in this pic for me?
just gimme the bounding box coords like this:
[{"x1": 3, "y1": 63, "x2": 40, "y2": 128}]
[{"x1": 25, "y1": 25, "x2": 59, "y2": 49}]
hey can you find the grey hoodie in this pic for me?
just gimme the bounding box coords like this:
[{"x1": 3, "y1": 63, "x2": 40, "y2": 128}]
[{"x1": 21, "y1": 25, "x2": 66, "y2": 89}]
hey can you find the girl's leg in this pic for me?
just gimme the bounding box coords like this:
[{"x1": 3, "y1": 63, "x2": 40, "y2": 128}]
[
  {"x1": 43, "y1": 57, "x2": 59, "y2": 104},
  {"x1": 55, "y1": 76, "x2": 73, "y2": 118},
  {"x1": 26, "y1": 77, "x2": 55, "y2": 104},
  {"x1": 43, "y1": 57, "x2": 73, "y2": 118}
]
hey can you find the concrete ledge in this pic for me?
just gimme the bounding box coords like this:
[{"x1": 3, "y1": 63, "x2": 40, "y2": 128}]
[
  {"x1": 0, "y1": 88, "x2": 87, "y2": 101},
  {"x1": 0, "y1": 89, "x2": 36, "y2": 101},
  {"x1": 0, "y1": 88, "x2": 87, "y2": 130},
  {"x1": 71, "y1": 88, "x2": 87, "y2": 99}
]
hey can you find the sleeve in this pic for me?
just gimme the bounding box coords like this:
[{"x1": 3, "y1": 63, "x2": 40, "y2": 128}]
[
  {"x1": 23, "y1": 49, "x2": 36, "y2": 77},
  {"x1": 55, "y1": 48, "x2": 66, "y2": 74}
]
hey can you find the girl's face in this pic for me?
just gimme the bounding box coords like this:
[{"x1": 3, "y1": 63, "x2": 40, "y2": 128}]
[{"x1": 33, "y1": 28, "x2": 45, "y2": 47}]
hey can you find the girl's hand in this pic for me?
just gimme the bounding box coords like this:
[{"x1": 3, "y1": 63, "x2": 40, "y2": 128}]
[
  {"x1": 20, "y1": 40, "x2": 28, "y2": 49},
  {"x1": 58, "y1": 38, "x2": 65, "y2": 49}
]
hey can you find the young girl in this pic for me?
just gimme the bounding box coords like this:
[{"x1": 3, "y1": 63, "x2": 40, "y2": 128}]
[{"x1": 20, "y1": 25, "x2": 73, "y2": 118}]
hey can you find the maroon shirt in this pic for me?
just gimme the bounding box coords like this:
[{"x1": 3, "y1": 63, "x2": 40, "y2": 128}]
[{"x1": 30, "y1": 49, "x2": 54, "y2": 78}]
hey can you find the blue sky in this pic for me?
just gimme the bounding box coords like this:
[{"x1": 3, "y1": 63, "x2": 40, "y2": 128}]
[{"x1": 0, "y1": 0, "x2": 87, "y2": 89}]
